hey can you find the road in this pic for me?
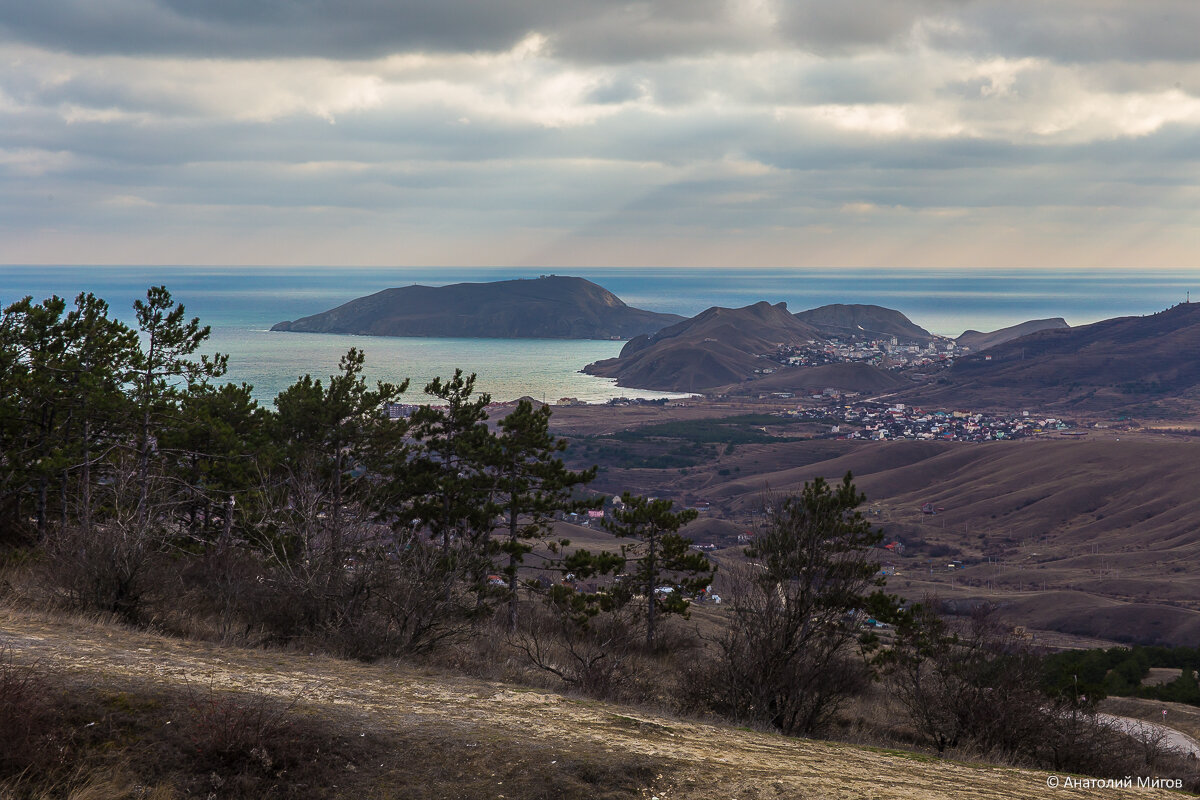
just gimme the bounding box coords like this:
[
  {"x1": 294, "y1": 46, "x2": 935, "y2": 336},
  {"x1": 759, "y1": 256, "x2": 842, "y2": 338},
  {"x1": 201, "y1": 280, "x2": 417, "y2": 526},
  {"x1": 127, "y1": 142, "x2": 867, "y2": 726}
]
[{"x1": 1098, "y1": 713, "x2": 1200, "y2": 758}]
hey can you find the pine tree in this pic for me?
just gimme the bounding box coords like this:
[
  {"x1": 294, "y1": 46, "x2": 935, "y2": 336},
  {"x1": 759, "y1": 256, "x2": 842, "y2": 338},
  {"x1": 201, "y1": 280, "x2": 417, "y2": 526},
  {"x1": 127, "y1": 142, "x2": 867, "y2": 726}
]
[
  {"x1": 163, "y1": 381, "x2": 271, "y2": 545},
  {"x1": 271, "y1": 348, "x2": 408, "y2": 554},
  {"x1": 605, "y1": 494, "x2": 712, "y2": 648},
  {"x1": 404, "y1": 371, "x2": 498, "y2": 583},
  {"x1": 131, "y1": 286, "x2": 228, "y2": 525},
  {"x1": 494, "y1": 398, "x2": 596, "y2": 629},
  {"x1": 61, "y1": 293, "x2": 139, "y2": 535},
  {"x1": 0, "y1": 295, "x2": 72, "y2": 538},
  {"x1": 709, "y1": 472, "x2": 889, "y2": 735}
]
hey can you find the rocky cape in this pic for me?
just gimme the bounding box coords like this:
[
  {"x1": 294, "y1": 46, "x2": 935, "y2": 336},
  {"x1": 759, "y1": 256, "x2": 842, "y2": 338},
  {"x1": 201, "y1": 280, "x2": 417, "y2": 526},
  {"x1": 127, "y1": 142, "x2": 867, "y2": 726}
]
[
  {"x1": 270, "y1": 275, "x2": 684, "y2": 340},
  {"x1": 584, "y1": 300, "x2": 904, "y2": 394}
]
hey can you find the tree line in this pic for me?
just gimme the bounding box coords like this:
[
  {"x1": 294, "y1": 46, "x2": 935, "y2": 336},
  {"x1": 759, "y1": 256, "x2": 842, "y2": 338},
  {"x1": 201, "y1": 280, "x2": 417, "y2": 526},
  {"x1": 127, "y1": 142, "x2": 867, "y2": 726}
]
[{"x1": 0, "y1": 287, "x2": 715, "y2": 654}]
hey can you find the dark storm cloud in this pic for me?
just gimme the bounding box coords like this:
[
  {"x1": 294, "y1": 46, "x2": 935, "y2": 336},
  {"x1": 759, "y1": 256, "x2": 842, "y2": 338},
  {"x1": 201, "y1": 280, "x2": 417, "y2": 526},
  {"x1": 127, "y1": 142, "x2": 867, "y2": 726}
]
[
  {"x1": 7, "y1": 0, "x2": 1194, "y2": 68},
  {"x1": 0, "y1": 0, "x2": 542, "y2": 58},
  {"x1": 4, "y1": 0, "x2": 1199, "y2": 266}
]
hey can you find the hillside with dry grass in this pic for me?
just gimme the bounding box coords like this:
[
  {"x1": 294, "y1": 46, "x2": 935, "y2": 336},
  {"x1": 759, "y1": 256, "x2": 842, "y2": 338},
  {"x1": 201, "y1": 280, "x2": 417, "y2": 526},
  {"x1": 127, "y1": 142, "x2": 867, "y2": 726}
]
[
  {"x1": 0, "y1": 603, "x2": 1189, "y2": 800},
  {"x1": 907, "y1": 303, "x2": 1200, "y2": 411},
  {"x1": 564, "y1": 419, "x2": 1200, "y2": 647}
]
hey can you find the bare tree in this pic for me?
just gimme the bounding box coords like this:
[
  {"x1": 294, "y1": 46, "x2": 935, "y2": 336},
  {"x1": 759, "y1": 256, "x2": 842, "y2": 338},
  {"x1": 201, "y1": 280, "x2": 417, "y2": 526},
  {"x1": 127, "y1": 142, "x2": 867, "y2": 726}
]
[
  {"x1": 508, "y1": 585, "x2": 642, "y2": 697},
  {"x1": 883, "y1": 600, "x2": 1051, "y2": 757},
  {"x1": 43, "y1": 452, "x2": 167, "y2": 621}
]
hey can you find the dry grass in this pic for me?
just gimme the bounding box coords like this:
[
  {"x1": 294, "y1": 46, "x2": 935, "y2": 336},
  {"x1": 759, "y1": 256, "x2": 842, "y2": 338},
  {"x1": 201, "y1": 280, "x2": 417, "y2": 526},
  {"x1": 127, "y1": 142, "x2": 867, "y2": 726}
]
[{"x1": 0, "y1": 602, "x2": 1191, "y2": 800}]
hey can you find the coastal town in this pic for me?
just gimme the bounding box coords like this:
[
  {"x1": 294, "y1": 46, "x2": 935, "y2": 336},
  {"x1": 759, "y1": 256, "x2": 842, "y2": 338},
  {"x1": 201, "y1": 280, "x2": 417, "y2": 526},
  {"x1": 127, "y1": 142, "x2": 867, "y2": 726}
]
[{"x1": 762, "y1": 335, "x2": 961, "y2": 372}]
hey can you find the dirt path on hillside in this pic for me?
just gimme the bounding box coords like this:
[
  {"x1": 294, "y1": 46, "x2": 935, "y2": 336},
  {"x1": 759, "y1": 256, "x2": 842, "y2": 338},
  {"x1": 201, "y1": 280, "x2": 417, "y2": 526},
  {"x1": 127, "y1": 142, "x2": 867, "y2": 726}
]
[{"x1": 0, "y1": 606, "x2": 1187, "y2": 800}]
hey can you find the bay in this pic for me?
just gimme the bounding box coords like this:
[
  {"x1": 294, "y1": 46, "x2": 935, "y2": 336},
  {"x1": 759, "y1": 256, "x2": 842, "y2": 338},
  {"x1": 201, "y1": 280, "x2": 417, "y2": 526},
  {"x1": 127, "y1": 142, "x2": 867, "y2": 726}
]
[{"x1": 1, "y1": 265, "x2": 1196, "y2": 405}]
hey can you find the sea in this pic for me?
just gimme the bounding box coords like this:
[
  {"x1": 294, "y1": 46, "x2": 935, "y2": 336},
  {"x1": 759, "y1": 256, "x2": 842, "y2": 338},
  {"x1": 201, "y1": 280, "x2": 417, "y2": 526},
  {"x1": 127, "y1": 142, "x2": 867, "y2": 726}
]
[{"x1": 2, "y1": 266, "x2": 1196, "y2": 406}]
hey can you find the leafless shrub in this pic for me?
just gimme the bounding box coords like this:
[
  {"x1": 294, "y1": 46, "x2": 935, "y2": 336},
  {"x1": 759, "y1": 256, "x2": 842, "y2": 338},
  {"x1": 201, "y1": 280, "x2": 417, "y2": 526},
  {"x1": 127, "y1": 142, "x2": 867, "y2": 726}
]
[
  {"x1": 883, "y1": 600, "x2": 1048, "y2": 757},
  {"x1": 240, "y1": 467, "x2": 473, "y2": 660},
  {"x1": 1032, "y1": 706, "x2": 1200, "y2": 787},
  {"x1": 181, "y1": 681, "x2": 302, "y2": 776},
  {"x1": 39, "y1": 454, "x2": 175, "y2": 623},
  {"x1": 40, "y1": 521, "x2": 162, "y2": 623},
  {"x1": 508, "y1": 593, "x2": 643, "y2": 698}
]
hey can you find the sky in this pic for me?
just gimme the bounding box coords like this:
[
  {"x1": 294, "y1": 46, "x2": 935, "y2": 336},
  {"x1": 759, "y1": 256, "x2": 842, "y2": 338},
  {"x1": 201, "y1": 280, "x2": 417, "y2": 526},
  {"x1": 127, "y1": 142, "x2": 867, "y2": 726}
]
[{"x1": 2, "y1": 1, "x2": 1199, "y2": 269}]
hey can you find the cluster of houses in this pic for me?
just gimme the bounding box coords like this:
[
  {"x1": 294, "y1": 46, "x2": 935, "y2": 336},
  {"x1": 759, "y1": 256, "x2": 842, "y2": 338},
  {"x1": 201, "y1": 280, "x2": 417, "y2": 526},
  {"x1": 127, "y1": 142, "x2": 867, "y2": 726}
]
[
  {"x1": 764, "y1": 336, "x2": 959, "y2": 372},
  {"x1": 559, "y1": 494, "x2": 627, "y2": 527},
  {"x1": 784, "y1": 403, "x2": 1075, "y2": 442}
]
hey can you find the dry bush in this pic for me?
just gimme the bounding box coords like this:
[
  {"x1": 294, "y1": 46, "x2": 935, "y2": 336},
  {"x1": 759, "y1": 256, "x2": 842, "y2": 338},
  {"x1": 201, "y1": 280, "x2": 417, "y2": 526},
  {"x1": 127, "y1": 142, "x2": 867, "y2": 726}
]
[
  {"x1": 180, "y1": 681, "x2": 307, "y2": 777},
  {"x1": 685, "y1": 562, "x2": 873, "y2": 736},
  {"x1": 166, "y1": 545, "x2": 265, "y2": 643},
  {"x1": 823, "y1": 683, "x2": 924, "y2": 749},
  {"x1": 1031, "y1": 711, "x2": 1200, "y2": 790},
  {"x1": 19, "y1": 767, "x2": 176, "y2": 800},
  {"x1": 507, "y1": 598, "x2": 644, "y2": 699},
  {"x1": 39, "y1": 522, "x2": 158, "y2": 622},
  {"x1": 883, "y1": 601, "x2": 1049, "y2": 757},
  {"x1": 239, "y1": 532, "x2": 473, "y2": 661},
  {"x1": 0, "y1": 648, "x2": 63, "y2": 780}
]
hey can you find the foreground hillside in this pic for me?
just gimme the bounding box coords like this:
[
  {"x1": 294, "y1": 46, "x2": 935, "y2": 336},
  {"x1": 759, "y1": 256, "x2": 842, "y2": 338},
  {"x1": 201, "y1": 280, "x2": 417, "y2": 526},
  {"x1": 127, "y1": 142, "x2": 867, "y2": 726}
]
[{"x1": 0, "y1": 604, "x2": 1182, "y2": 800}]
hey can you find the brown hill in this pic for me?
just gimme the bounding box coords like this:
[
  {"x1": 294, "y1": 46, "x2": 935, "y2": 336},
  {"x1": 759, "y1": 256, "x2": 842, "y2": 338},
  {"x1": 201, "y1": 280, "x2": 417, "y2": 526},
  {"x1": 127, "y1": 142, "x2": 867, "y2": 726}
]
[
  {"x1": 584, "y1": 301, "x2": 822, "y2": 392},
  {"x1": 795, "y1": 303, "x2": 935, "y2": 343},
  {"x1": 675, "y1": 436, "x2": 1200, "y2": 646},
  {"x1": 956, "y1": 318, "x2": 1070, "y2": 352},
  {"x1": 270, "y1": 275, "x2": 684, "y2": 340},
  {"x1": 909, "y1": 302, "x2": 1200, "y2": 410}
]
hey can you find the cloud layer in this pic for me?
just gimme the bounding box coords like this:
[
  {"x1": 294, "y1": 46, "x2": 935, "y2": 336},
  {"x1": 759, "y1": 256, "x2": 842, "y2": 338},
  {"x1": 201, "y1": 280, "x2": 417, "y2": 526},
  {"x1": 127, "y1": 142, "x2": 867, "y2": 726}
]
[{"x1": 2, "y1": 0, "x2": 1198, "y2": 267}]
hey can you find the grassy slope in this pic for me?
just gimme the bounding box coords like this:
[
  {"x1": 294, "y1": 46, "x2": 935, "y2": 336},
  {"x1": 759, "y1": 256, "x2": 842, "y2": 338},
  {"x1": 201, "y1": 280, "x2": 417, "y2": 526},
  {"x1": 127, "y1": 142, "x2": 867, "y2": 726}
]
[{"x1": 0, "y1": 604, "x2": 1187, "y2": 800}]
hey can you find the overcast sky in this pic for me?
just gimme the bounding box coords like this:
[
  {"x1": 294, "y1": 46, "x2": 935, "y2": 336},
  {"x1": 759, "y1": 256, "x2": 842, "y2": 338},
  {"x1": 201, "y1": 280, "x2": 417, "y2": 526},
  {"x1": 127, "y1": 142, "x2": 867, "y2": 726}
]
[{"x1": 2, "y1": 0, "x2": 1198, "y2": 268}]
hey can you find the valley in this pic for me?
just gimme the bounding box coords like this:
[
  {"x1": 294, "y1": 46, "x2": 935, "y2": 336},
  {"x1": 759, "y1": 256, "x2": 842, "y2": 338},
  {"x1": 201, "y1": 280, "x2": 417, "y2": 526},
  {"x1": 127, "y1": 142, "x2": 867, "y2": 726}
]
[{"x1": 547, "y1": 398, "x2": 1200, "y2": 648}]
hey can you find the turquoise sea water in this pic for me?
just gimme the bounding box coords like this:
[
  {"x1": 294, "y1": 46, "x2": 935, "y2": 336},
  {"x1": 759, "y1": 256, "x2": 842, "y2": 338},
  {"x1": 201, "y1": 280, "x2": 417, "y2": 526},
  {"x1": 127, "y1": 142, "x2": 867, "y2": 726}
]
[{"x1": 2, "y1": 266, "x2": 1197, "y2": 405}]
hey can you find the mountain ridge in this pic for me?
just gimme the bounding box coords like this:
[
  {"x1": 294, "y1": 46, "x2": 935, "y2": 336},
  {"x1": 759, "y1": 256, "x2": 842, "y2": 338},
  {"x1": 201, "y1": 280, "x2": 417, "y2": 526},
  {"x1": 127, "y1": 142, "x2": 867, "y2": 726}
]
[
  {"x1": 795, "y1": 303, "x2": 935, "y2": 343},
  {"x1": 907, "y1": 302, "x2": 1200, "y2": 409},
  {"x1": 956, "y1": 317, "x2": 1070, "y2": 352},
  {"x1": 584, "y1": 301, "x2": 822, "y2": 392}
]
